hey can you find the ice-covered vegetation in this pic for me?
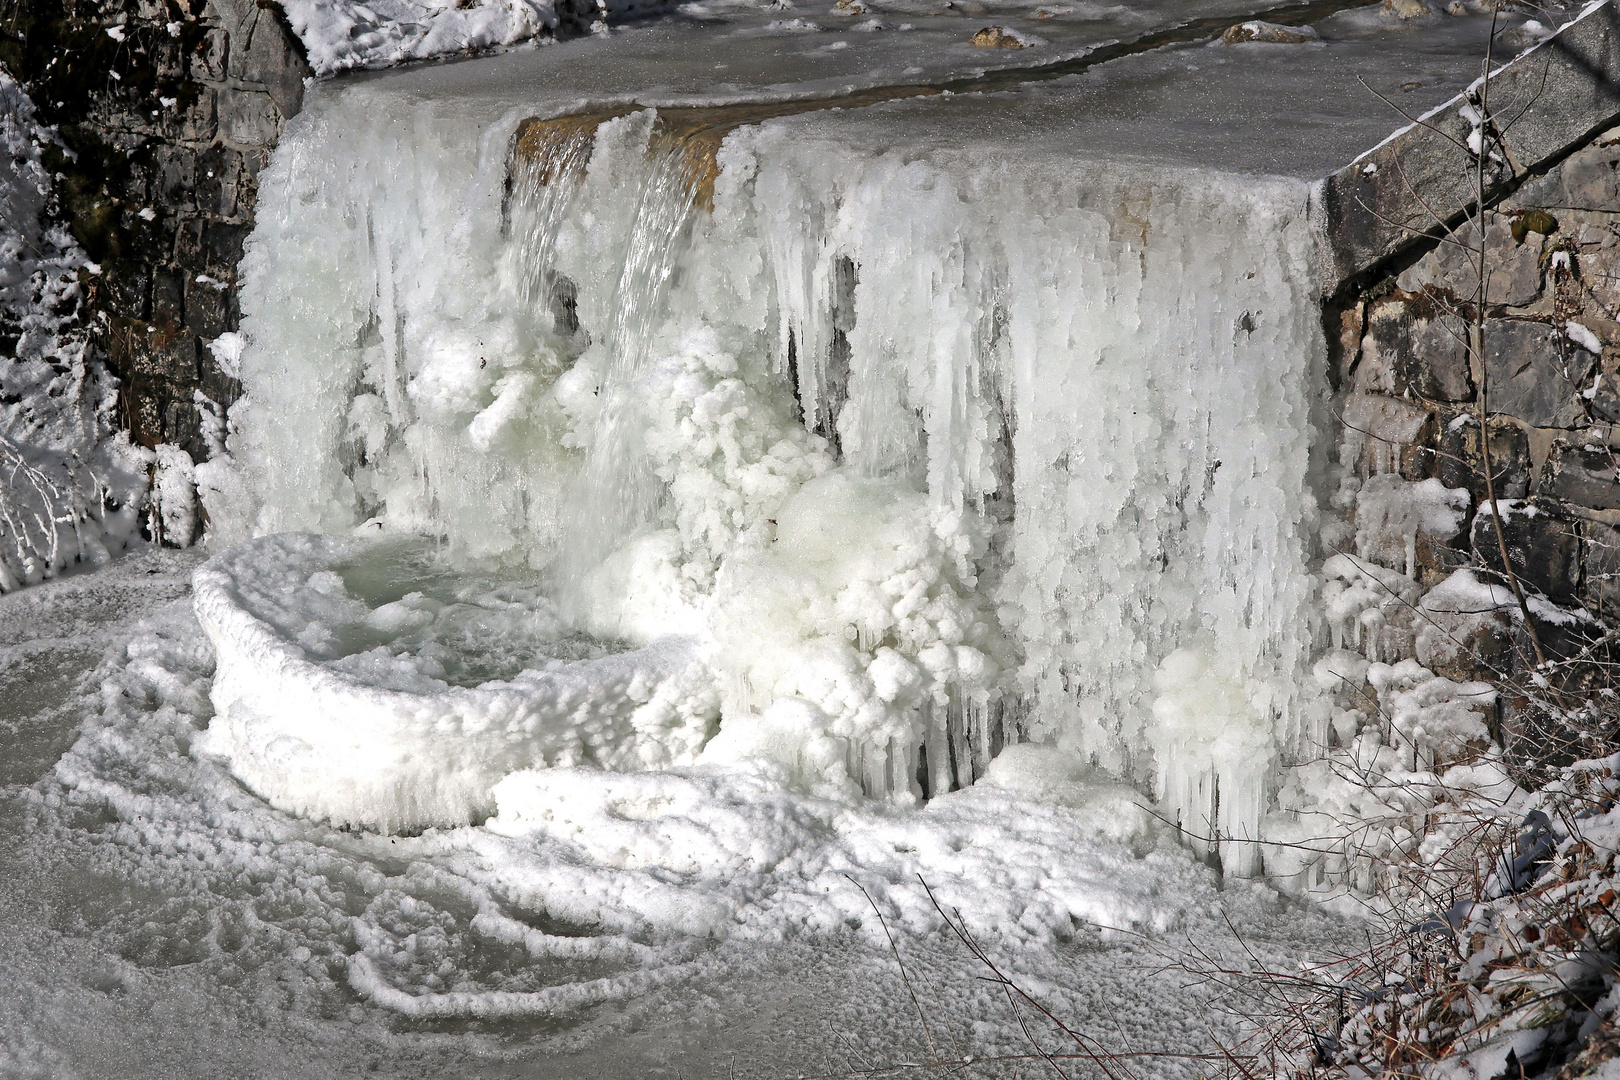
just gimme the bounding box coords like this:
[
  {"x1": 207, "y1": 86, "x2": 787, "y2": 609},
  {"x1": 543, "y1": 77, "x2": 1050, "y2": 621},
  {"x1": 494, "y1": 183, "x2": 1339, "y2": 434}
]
[{"x1": 0, "y1": 70, "x2": 145, "y2": 593}]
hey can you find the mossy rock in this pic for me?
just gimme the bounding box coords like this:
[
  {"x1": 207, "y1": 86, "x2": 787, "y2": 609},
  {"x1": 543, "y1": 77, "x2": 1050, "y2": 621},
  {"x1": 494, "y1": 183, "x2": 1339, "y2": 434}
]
[{"x1": 1512, "y1": 209, "x2": 1559, "y2": 244}]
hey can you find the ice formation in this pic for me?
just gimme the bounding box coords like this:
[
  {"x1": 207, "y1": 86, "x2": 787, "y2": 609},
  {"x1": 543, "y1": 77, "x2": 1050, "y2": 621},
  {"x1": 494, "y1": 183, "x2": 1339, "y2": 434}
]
[
  {"x1": 201, "y1": 71, "x2": 1326, "y2": 872},
  {"x1": 1352, "y1": 474, "x2": 1470, "y2": 580},
  {"x1": 36, "y1": 590, "x2": 1232, "y2": 1027},
  {"x1": 195, "y1": 532, "x2": 717, "y2": 830},
  {"x1": 279, "y1": 0, "x2": 668, "y2": 76}
]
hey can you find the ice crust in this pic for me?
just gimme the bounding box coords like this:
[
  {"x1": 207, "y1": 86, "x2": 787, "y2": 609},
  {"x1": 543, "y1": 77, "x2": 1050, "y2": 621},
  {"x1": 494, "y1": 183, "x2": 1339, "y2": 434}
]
[{"x1": 194, "y1": 533, "x2": 717, "y2": 831}]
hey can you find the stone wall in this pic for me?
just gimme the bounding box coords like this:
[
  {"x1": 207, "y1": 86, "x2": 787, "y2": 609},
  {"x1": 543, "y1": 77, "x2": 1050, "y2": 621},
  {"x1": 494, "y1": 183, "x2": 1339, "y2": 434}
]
[
  {"x1": 2, "y1": 0, "x2": 309, "y2": 466},
  {"x1": 1331, "y1": 121, "x2": 1620, "y2": 677}
]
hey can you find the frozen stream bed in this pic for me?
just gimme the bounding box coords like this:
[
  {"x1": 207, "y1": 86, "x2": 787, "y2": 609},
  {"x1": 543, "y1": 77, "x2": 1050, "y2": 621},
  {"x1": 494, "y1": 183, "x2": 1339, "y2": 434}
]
[
  {"x1": 5, "y1": 0, "x2": 1580, "y2": 1071},
  {"x1": 0, "y1": 550, "x2": 1364, "y2": 1078}
]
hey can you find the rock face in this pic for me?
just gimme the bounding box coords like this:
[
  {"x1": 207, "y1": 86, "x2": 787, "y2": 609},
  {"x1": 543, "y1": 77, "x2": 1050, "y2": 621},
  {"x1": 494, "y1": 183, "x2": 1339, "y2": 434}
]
[
  {"x1": 1335, "y1": 102, "x2": 1620, "y2": 627},
  {"x1": 1, "y1": 0, "x2": 308, "y2": 462},
  {"x1": 1316, "y1": 3, "x2": 1620, "y2": 712},
  {"x1": 1, "y1": 0, "x2": 640, "y2": 475},
  {"x1": 1320, "y1": 3, "x2": 1620, "y2": 286},
  {"x1": 1470, "y1": 501, "x2": 1582, "y2": 602},
  {"x1": 1482, "y1": 320, "x2": 1594, "y2": 430}
]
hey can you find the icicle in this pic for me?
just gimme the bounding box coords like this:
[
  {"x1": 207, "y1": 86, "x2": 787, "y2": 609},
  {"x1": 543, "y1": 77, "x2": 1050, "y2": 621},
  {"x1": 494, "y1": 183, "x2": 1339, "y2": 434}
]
[{"x1": 218, "y1": 88, "x2": 1325, "y2": 845}]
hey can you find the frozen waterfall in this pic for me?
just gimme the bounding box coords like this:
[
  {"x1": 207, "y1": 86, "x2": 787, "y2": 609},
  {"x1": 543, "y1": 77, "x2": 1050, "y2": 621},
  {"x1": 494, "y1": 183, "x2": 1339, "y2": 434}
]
[{"x1": 197, "y1": 73, "x2": 1327, "y2": 876}]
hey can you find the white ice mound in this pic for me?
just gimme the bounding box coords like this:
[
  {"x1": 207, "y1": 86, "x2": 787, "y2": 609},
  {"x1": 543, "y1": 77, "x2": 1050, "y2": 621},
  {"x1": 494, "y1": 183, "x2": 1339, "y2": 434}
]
[{"x1": 193, "y1": 533, "x2": 718, "y2": 832}]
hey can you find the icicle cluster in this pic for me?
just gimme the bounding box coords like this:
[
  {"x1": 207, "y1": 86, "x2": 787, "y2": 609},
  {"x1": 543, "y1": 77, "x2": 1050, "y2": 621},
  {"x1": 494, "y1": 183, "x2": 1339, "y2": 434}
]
[{"x1": 204, "y1": 81, "x2": 1327, "y2": 869}]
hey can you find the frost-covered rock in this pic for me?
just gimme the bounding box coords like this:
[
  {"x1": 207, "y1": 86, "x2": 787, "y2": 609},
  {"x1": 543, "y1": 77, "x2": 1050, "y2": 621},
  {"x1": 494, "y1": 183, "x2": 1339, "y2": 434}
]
[
  {"x1": 1471, "y1": 498, "x2": 1581, "y2": 602},
  {"x1": 1415, "y1": 568, "x2": 1518, "y2": 682},
  {"x1": 1353, "y1": 473, "x2": 1469, "y2": 581},
  {"x1": 969, "y1": 25, "x2": 1041, "y2": 47}
]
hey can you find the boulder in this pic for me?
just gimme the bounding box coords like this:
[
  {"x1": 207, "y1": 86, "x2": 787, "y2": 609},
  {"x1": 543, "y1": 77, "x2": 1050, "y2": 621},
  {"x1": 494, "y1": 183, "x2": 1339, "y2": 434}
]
[
  {"x1": 1513, "y1": 132, "x2": 1620, "y2": 212},
  {"x1": 1220, "y1": 21, "x2": 1319, "y2": 43},
  {"x1": 1582, "y1": 344, "x2": 1620, "y2": 424},
  {"x1": 971, "y1": 26, "x2": 1029, "y2": 47},
  {"x1": 1320, "y1": 8, "x2": 1620, "y2": 282},
  {"x1": 1395, "y1": 217, "x2": 1543, "y2": 308},
  {"x1": 1415, "y1": 571, "x2": 1517, "y2": 682},
  {"x1": 1382, "y1": 0, "x2": 1437, "y2": 19}
]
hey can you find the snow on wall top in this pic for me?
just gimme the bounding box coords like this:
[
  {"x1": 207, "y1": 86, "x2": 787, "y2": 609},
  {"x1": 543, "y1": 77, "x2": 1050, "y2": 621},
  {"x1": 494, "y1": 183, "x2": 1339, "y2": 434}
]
[
  {"x1": 279, "y1": 0, "x2": 565, "y2": 75},
  {"x1": 277, "y1": 0, "x2": 678, "y2": 77}
]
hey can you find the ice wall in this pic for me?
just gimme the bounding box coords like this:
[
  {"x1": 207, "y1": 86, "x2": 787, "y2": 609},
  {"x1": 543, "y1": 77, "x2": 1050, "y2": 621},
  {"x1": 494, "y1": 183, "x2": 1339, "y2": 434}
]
[{"x1": 205, "y1": 80, "x2": 1326, "y2": 874}]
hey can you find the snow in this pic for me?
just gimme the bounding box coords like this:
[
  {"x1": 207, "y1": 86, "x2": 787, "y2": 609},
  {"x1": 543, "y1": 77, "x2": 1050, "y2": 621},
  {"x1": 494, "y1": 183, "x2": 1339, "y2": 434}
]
[
  {"x1": 280, "y1": 0, "x2": 565, "y2": 76},
  {"x1": 149, "y1": 444, "x2": 198, "y2": 548},
  {"x1": 1321, "y1": 551, "x2": 1425, "y2": 661},
  {"x1": 205, "y1": 330, "x2": 245, "y2": 381},
  {"x1": 1567, "y1": 320, "x2": 1604, "y2": 355},
  {"x1": 1366, "y1": 657, "x2": 1495, "y2": 767}
]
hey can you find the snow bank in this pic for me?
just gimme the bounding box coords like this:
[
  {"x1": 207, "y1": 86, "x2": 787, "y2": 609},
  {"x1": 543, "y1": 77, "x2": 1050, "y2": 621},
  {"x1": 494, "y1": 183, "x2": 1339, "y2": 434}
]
[{"x1": 194, "y1": 532, "x2": 718, "y2": 830}]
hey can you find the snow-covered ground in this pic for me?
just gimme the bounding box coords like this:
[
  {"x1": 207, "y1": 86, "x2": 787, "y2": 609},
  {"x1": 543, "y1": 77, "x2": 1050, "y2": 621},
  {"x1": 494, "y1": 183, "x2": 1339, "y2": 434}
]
[{"x1": 0, "y1": 550, "x2": 1366, "y2": 1077}]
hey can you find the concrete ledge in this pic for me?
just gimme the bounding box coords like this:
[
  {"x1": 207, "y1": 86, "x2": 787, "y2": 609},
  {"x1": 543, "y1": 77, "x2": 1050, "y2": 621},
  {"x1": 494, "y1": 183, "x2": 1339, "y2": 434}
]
[{"x1": 1322, "y1": 1, "x2": 1620, "y2": 290}]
